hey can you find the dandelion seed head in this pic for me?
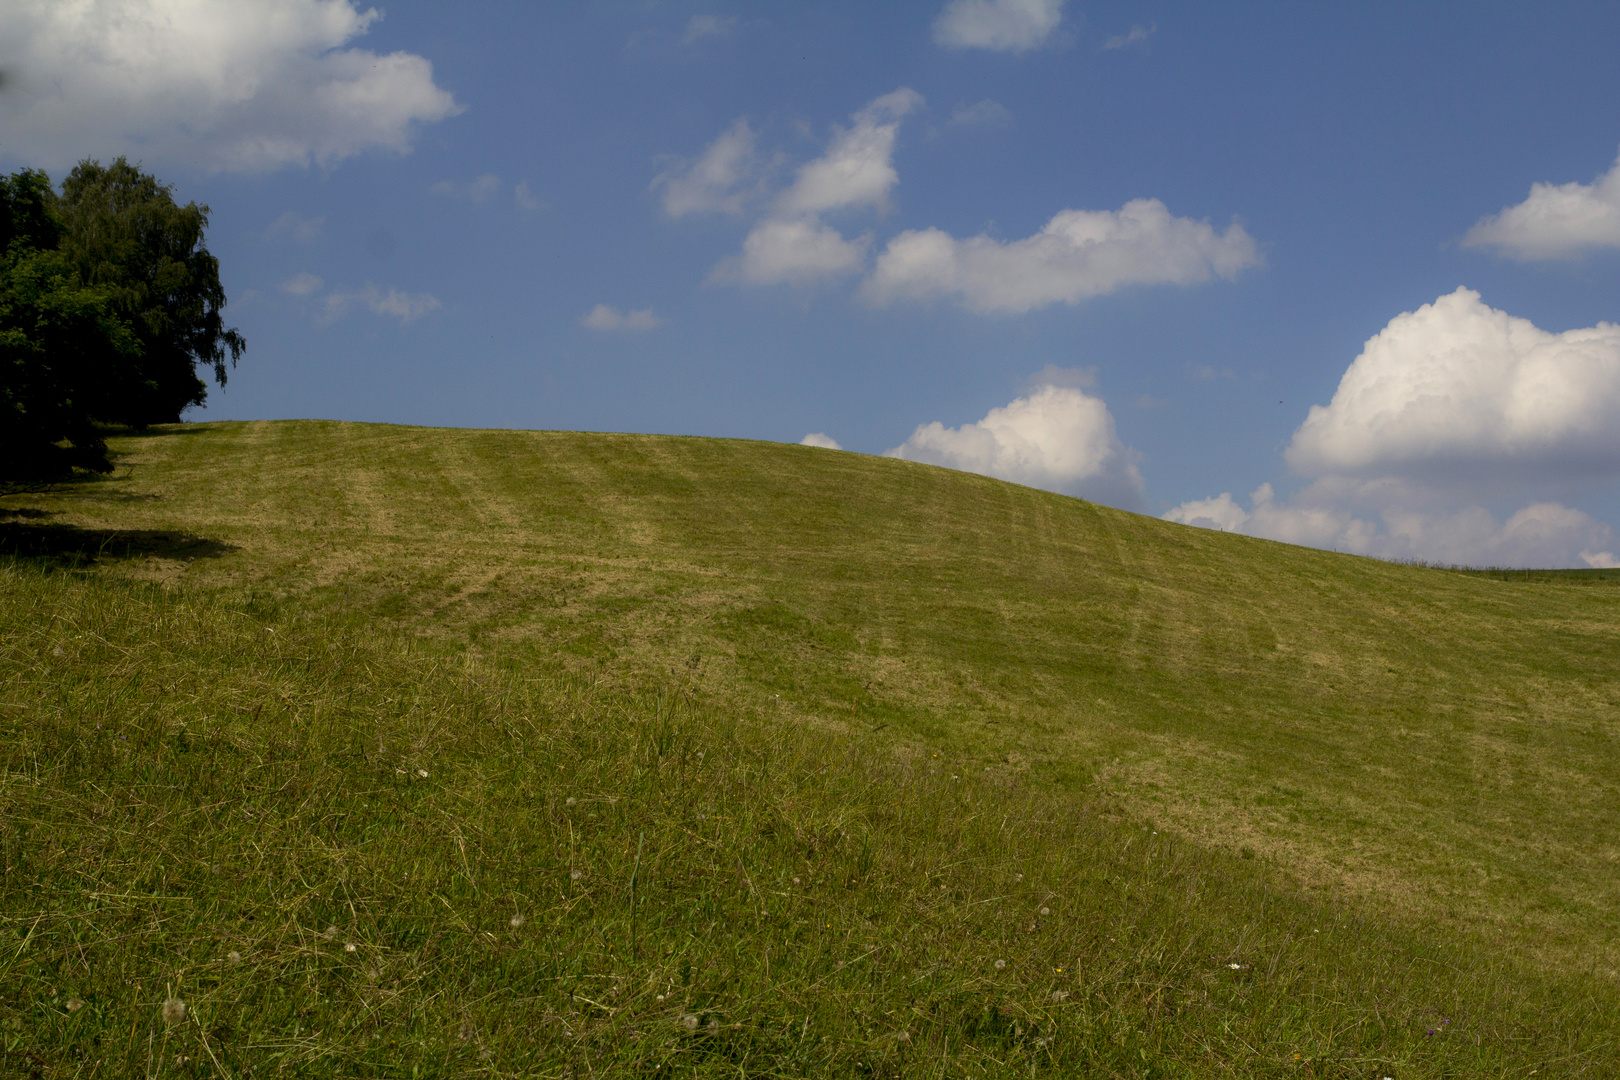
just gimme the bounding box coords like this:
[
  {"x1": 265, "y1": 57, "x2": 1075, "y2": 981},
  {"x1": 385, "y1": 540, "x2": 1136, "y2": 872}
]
[
  {"x1": 227, "y1": 951, "x2": 242, "y2": 965},
  {"x1": 323, "y1": 925, "x2": 338, "y2": 939},
  {"x1": 994, "y1": 959, "x2": 1006, "y2": 970},
  {"x1": 509, "y1": 914, "x2": 524, "y2": 929},
  {"x1": 65, "y1": 998, "x2": 83, "y2": 1013},
  {"x1": 570, "y1": 869, "x2": 583, "y2": 881},
  {"x1": 565, "y1": 796, "x2": 576, "y2": 805},
  {"x1": 1039, "y1": 906, "x2": 1050, "y2": 916},
  {"x1": 707, "y1": 1017, "x2": 719, "y2": 1031},
  {"x1": 161, "y1": 998, "x2": 186, "y2": 1024},
  {"x1": 682, "y1": 1013, "x2": 699, "y2": 1030},
  {"x1": 344, "y1": 942, "x2": 357, "y2": 953},
  {"x1": 792, "y1": 877, "x2": 801, "y2": 886}
]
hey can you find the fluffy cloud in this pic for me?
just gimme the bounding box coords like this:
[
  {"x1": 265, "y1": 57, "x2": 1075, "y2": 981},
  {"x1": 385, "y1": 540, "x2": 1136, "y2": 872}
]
[
  {"x1": 800, "y1": 433, "x2": 843, "y2": 450},
  {"x1": 1166, "y1": 289, "x2": 1620, "y2": 568},
  {"x1": 933, "y1": 0, "x2": 1065, "y2": 53},
  {"x1": 862, "y1": 198, "x2": 1260, "y2": 313},
  {"x1": 0, "y1": 0, "x2": 460, "y2": 173},
  {"x1": 1166, "y1": 484, "x2": 1617, "y2": 569},
  {"x1": 1286, "y1": 288, "x2": 1620, "y2": 484},
  {"x1": 705, "y1": 90, "x2": 919, "y2": 287},
  {"x1": 1462, "y1": 149, "x2": 1620, "y2": 260},
  {"x1": 321, "y1": 284, "x2": 440, "y2": 323},
  {"x1": 887, "y1": 384, "x2": 1144, "y2": 509},
  {"x1": 581, "y1": 305, "x2": 662, "y2": 331},
  {"x1": 776, "y1": 89, "x2": 922, "y2": 215},
  {"x1": 652, "y1": 118, "x2": 762, "y2": 217},
  {"x1": 713, "y1": 217, "x2": 870, "y2": 286}
]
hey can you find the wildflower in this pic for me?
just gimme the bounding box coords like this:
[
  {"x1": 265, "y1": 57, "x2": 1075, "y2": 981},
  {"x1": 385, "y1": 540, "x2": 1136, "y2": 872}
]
[
  {"x1": 344, "y1": 942, "x2": 357, "y2": 953},
  {"x1": 227, "y1": 951, "x2": 242, "y2": 965},
  {"x1": 1039, "y1": 907, "x2": 1050, "y2": 916},
  {"x1": 509, "y1": 913, "x2": 524, "y2": 929},
  {"x1": 656, "y1": 994, "x2": 665, "y2": 1002},
  {"x1": 682, "y1": 1014, "x2": 699, "y2": 1030},
  {"x1": 417, "y1": 769, "x2": 429, "y2": 778},
  {"x1": 1015, "y1": 873, "x2": 1023, "y2": 882},
  {"x1": 65, "y1": 998, "x2": 84, "y2": 1013},
  {"x1": 994, "y1": 959, "x2": 1006, "y2": 970},
  {"x1": 161, "y1": 998, "x2": 186, "y2": 1024},
  {"x1": 1227, "y1": 963, "x2": 1242, "y2": 970}
]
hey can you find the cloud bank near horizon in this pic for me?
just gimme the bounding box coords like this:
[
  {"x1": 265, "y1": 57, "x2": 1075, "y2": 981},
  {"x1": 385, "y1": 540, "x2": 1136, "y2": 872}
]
[
  {"x1": 887, "y1": 383, "x2": 1145, "y2": 510},
  {"x1": 1166, "y1": 289, "x2": 1620, "y2": 568}
]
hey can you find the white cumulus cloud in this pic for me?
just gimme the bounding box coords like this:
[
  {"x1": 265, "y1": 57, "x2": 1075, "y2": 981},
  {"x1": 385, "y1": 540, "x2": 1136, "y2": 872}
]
[
  {"x1": 800, "y1": 433, "x2": 843, "y2": 450},
  {"x1": 887, "y1": 384, "x2": 1144, "y2": 509},
  {"x1": 0, "y1": 0, "x2": 461, "y2": 173},
  {"x1": 776, "y1": 88, "x2": 922, "y2": 215},
  {"x1": 712, "y1": 218, "x2": 870, "y2": 286},
  {"x1": 1462, "y1": 148, "x2": 1620, "y2": 260},
  {"x1": 1286, "y1": 287, "x2": 1620, "y2": 484},
  {"x1": 862, "y1": 198, "x2": 1260, "y2": 313},
  {"x1": 581, "y1": 305, "x2": 662, "y2": 331},
  {"x1": 933, "y1": 0, "x2": 1065, "y2": 53},
  {"x1": 1166, "y1": 289, "x2": 1620, "y2": 568},
  {"x1": 652, "y1": 118, "x2": 762, "y2": 217}
]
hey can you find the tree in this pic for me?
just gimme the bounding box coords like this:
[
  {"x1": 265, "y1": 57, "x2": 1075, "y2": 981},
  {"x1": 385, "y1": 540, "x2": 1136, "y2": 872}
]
[
  {"x1": 1, "y1": 169, "x2": 139, "y2": 485},
  {"x1": 53, "y1": 158, "x2": 244, "y2": 426}
]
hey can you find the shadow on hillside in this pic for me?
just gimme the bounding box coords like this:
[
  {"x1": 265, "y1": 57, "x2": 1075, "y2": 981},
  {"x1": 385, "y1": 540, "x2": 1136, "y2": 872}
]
[{"x1": 0, "y1": 515, "x2": 238, "y2": 568}]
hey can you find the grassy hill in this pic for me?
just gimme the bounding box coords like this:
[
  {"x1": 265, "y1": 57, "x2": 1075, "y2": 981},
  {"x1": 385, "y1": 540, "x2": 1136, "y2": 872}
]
[{"x1": 3, "y1": 419, "x2": 1618, "y2": 1077}]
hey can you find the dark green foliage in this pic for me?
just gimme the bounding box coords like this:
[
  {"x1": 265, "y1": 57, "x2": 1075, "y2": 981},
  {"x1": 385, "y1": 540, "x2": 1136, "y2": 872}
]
[
  {"x1": 54, "y1": 157, "x2": 244, "y2": 426},
  {"x1": 0, "y1": 170, "x2": 139, "y2": 483}
]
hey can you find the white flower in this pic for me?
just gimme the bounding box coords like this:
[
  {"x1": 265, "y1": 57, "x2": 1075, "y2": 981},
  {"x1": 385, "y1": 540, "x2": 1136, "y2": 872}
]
[
  {"x1": 417, "y1": 769, "x2": 429, "y2": 778},
  {"x1": 1228, "y1": 963, "x2": 1242, "y2": 970}
]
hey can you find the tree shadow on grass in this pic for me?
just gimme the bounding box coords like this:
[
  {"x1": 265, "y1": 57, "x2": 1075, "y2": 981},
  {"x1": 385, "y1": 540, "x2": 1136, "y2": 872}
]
[{"x1": 0, "y1": 513, "x2": 238, "y2": 569}]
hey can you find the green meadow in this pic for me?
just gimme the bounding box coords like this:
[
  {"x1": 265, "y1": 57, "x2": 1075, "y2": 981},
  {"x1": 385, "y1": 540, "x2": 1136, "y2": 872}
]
[{"x1": 3, "y1": 419, "x2": 1618, "y2": 1077}]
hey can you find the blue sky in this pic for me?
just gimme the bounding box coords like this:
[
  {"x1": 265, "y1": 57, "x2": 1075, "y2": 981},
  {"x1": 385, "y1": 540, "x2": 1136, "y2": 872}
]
[{"x1": 6, "y1": 1, "x2": 1620, "y2": 566}]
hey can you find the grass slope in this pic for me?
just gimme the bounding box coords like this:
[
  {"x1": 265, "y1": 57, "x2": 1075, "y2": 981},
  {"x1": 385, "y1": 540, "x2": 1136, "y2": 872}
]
[{"x1": 2, "y1": 419, "x2": 1618, "y2": 1076}]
